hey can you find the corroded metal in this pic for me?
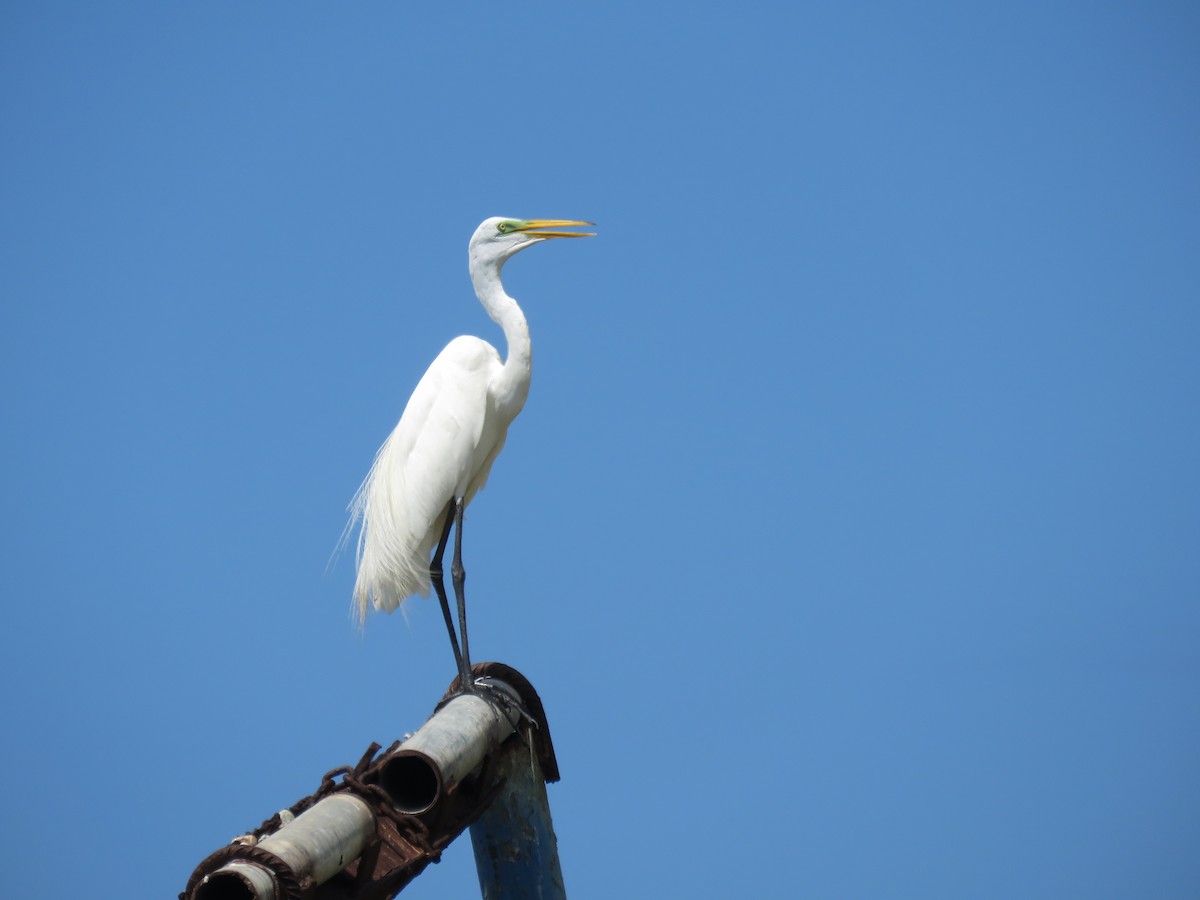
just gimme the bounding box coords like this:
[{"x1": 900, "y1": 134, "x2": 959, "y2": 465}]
[
  {"x1": 195, "y1": 793, "x2": 376, "y2": 899},
  {"x1": 182, "y1": 663, "x2": 559, "y2": 900}
]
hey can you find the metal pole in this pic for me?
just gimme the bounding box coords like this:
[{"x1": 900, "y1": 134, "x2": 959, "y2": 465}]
[
  {"x1": 379, "y1": 680, "x2": 523, "y2": 814},
  {"x1": 193, "y1": 793, "x2": 375, "y2": 900},
  {"x1": 183, "y1": 667, "x2": 558, "y2": 900},
  {"x1": 469, "y1": 735, "x2": 566, "y2": 900}
]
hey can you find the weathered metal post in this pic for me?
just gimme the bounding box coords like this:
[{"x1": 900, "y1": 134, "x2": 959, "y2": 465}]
[
  {"x1": 469, "y1": 736, "x2": 566, "y2": 899},
  {"x1": 182, "y1": 663, "x2": 562, "y2": 900}
]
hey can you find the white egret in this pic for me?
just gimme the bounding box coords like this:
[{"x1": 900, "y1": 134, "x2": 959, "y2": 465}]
[{"x1": 349, "y1": 216, "x2": 594, "y2": 691}]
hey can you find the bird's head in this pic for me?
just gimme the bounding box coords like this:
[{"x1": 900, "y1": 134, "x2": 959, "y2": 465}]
[{"x1": 469, "y1": 217, "x2": 595, "y2": 269}]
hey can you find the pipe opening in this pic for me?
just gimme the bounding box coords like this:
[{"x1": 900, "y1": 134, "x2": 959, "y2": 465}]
[
  {"x1": 193, "y1": 870, "x2": 259, "y2": 900},
  {"x1": 379, "y1": 751, "x2": 440, "y2": 814}
]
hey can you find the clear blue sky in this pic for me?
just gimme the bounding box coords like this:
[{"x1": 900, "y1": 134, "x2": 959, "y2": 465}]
[{"x1": 2, "y1": 4, "x2": 1198, "y2": 897}]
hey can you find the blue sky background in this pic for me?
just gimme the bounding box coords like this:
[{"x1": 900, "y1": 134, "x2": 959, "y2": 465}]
[{"x1": 3, "y1": 3, "x2": 1198, "y2": 897}]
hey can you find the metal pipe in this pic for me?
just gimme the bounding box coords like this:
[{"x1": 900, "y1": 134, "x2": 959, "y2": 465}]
[
  {"x1": 194, "y1": 861, "x2": 274, "y2": 900},
  {"x1": 469, "y1": 736, "x2": 566, "y2": 900},
  {"x1": 379, "y1": 681, "x2": 523, "y2": 814},
  {"x1": 192, "y1": 793, "x2": 375, "y2": 900},
  {"x1": 186, "y1": 673, "x2": 544, "y2": 899}
]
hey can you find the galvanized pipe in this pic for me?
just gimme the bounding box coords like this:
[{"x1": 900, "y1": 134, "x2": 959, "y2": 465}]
[
  {"x1": 380, "y1": 680, "x2": 523, "y2": 814},
  {"x1": 196, "y1": 860, "x2": 275, "y2": 900},
  {"x1": 192, "y1": 793, "x2": 375, "y2": 900},
  {"x1": 188, "y1": 677, "x2": 532, "y2": 898}
]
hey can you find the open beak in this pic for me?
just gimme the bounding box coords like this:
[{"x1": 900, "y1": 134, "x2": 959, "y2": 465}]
[{"x1": 517, "y1": 219, "x2": 596, "y2": 238}]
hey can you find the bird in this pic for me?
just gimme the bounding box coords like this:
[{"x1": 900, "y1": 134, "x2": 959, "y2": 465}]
[{"x1": 348, "y1": 217, "x2": 594, "y2": 692}]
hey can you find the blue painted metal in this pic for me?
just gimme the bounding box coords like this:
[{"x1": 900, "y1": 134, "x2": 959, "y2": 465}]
[{"x1": 469, "y1": 736, "x2": 566, "y2": 899}]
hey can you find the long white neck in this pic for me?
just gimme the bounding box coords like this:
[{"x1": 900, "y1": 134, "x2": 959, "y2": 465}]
[{"x1": 470, "y1": 254, "x2": 532, "y2": 420}]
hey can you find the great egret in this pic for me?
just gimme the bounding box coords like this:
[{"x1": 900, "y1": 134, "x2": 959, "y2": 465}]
[{"x1": 349, "y1": 217, "x2": 594, "y2": 691}]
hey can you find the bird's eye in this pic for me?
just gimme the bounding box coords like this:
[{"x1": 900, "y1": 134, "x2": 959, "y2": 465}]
[{"x1": 497, "y1": 222, "x2": 513, "y2": 234}]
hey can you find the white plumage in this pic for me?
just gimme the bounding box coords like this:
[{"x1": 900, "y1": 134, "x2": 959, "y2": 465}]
[
  {"x1": 348, "y1": 218, "x2": 594, "y2": 666},
  {"x1": 350, "y1": 334, "x2": 510, "y2": 617}
]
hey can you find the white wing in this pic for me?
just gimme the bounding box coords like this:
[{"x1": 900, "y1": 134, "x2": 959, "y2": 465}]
[{"x1": 350, "y1": 336, "x2": 503, "y2": 622}]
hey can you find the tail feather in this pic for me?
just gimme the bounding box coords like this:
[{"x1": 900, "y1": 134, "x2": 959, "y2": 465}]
[{"x1": 345, "y1": 437, "x2": 437, "y2": 628}]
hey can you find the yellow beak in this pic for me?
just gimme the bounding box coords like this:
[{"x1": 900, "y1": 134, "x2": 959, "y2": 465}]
[{"x1": 517, "y1": 219, "x2": 596, "y2": 238}]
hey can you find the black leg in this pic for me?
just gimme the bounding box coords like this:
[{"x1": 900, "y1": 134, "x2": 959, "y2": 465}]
[
  {"x1": 429, "y1": 499, "x2": 464, "y2": 677},
  {"x1": 450, "y1": 498, "x2": 473, "y2": 691}
]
